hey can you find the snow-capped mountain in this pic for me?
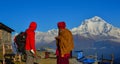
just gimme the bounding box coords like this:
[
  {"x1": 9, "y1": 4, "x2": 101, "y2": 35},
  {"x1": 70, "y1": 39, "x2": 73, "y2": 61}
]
[
  {"x1": 35, "y1": 29, "x2": 58, "y2": 43},
  {"x1": 35, "y1": 16, "x2": 120, "y2": 44},
  {"x1": 71, "y1": 16, "x2": 120, "y2": 38}
]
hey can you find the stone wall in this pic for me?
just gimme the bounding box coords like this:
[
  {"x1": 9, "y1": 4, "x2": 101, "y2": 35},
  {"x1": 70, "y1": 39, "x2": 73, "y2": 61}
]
[{"x1": 0, "y1": 29, "x2": 12, "y2": 45}]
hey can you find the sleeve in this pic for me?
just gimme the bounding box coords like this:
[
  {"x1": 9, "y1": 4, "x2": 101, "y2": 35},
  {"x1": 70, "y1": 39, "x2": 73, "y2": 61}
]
[
  {"x1": 28, "y1": 32, "x2": 36, "y2": 53},
  {"x1": 58, "y1": 31, "x2": 68, "y2": 55}
]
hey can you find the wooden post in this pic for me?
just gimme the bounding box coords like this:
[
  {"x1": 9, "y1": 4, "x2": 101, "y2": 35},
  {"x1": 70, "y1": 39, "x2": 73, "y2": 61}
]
[
  {"x1": 3, "y1": 43, "x2": 5, "y2": 64},
  {"x1": 110, "y1": 54, "x2": 114, "y2": 64},
  {"x1": 18, "y1": 54, "x2": 21, "y2": 62},
  {"x1": 70, "y1": 51, "x2": 72, "y2": 58}
]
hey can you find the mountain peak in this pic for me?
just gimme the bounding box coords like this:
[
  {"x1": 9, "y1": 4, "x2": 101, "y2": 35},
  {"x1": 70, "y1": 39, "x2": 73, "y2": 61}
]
[
  {"x1": 91, "y1": 16, "x2": 103, "y2": 21},
  {"x1": 83, "y1": 16, "x2": 106, "y2": 24},
  {"x1": 72, "y1": 16, "x2": 120, "y2": 38}
]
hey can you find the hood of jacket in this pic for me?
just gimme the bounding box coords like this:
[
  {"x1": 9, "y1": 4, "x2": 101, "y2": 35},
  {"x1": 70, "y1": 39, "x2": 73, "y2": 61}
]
[{"x1": 28, "y1": 21, "x2": 37, "y2": 31}]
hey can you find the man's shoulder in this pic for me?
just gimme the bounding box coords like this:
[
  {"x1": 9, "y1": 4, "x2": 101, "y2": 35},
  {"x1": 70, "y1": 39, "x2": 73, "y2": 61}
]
[
  {"x1": 65, "y1": 28, "x2": 71, "y2": 32},
  {"x1": 26, "y1": 30, "x2": 35, "y2": 35}
]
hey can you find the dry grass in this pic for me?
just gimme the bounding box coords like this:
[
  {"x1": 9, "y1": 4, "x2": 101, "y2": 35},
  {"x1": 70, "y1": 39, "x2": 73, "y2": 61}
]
[
  {"x1": 36, "y1": 51, "x2": 82, "y2": 64},
  {"x1": 0, "y1": 50, "x2": 80, "y2": 64},
  {"x1": 37, "y1": 51, "x2": 57, "y2": 64},
  {"x1": 39, "y1": 58, "x2": 56, "y2": 64}
]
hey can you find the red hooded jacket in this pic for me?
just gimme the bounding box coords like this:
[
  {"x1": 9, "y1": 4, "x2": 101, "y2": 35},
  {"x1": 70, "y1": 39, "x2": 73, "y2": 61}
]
[{"x1": 25, "y1": 22, "x2": 37, "y2": 54}]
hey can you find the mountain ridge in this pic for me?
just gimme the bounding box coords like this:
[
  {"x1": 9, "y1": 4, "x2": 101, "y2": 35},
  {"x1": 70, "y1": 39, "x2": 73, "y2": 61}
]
[
  {"x1": 71, "y1": 16, "x2": 120, "y2": 38},
  {"x1": 35, "y1": 16, "x2": 120, "y2": 44}
]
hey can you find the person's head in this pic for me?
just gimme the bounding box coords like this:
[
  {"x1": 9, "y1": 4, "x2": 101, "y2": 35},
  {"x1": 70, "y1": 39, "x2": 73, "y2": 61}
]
[
  {"x1": 29, "y1": 21, "x2": 37, "y2": 31},
  {"x1": 57, "y1": 21, "x2": 66, "y2": 29}
]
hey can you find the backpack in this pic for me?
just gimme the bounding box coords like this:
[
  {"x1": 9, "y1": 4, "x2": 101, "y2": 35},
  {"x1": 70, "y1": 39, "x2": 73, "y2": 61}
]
[{"x1": 14, "y1": 32, "x2": 26, "y2": 54}]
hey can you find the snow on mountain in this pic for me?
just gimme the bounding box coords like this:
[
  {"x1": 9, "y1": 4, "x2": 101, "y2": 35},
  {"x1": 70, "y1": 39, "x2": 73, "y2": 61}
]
[
  {"x1": 71, "y1": 16, "x2": 120, "y2": 38},
  {"x1": 35, "y1": 16, "x2": 120, "y2": 44},
  {"x1": 35, "y1": 29, "x2": 58, "y2": 43}
]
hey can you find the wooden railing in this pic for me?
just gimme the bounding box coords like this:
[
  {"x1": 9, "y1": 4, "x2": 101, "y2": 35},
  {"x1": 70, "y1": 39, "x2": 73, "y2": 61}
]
[{"x1": 2, "y1": 43, "x2": 21, "y2": 64}]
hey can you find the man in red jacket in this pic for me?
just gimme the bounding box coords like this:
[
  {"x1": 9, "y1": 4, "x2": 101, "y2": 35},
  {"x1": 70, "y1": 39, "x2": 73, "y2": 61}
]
[{"x1": 25, "y1": 21, "x2": 37, "y2": 64}]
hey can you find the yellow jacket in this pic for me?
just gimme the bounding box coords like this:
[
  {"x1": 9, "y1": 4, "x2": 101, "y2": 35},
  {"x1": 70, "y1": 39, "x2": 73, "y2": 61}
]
[{"x1": 56, "y1": 29, "x2": 74, "y2": 55}]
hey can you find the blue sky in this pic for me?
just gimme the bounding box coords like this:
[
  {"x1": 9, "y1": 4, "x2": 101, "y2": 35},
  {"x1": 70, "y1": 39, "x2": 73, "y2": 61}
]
[{"x1": 0, "y1": 0, "x2": 120, "y2": 34}]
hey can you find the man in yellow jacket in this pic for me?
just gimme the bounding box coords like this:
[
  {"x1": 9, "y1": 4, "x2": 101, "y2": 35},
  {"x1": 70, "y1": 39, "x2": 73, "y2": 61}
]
[{"x1": 55, "y1": 21, "x2": 74, "y2": 64}]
